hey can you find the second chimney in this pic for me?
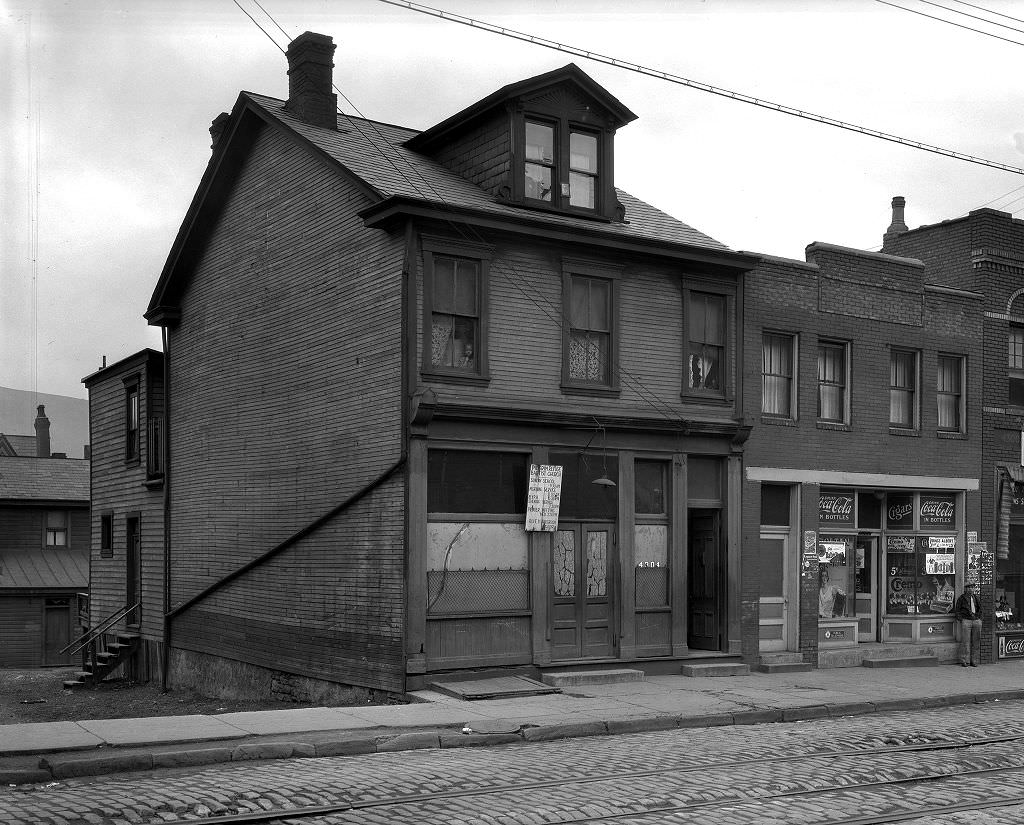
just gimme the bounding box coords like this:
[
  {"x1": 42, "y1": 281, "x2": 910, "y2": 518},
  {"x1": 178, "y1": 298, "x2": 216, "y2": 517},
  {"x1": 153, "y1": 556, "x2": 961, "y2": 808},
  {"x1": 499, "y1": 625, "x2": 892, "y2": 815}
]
[
  {"x1": 284, "y1": 32, "x2": 338, "y2": 131},
  {"x1": 883, "y1": 195, "x2": 909, "y2": 245},
  {"x1": 34, "y1": 405, "x2": 51, "y2": 458}
]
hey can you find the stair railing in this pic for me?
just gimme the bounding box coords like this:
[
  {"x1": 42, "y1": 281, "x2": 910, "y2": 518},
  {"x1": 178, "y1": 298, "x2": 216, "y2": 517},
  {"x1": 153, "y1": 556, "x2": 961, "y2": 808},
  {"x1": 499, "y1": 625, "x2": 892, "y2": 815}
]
[{"x1": 60, "y1": 602, "x2": 141, "y2": 679}]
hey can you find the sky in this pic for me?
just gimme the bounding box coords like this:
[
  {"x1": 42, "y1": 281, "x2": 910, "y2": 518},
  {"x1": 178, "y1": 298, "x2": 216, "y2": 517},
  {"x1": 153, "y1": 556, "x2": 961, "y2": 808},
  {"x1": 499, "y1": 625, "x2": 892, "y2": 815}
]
[{"x1": 3, "y1": 0, "x2": 1024, "y2": 400}]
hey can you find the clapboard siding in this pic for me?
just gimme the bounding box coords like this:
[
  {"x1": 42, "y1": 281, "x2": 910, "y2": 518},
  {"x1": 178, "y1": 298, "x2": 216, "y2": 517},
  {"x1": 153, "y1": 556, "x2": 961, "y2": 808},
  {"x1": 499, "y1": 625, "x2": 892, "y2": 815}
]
[
  {"x1": 415, "y1": 236, "x2": 737, "y2": 418},
  {"x1": 167, "y1": 124, "x2": 405, "y2": 690},
  {"x1": 0, "y1": 595, "x2": 42, "y2": 667},
  {"x1": 85, "y1": 351, "x2": 165, "y2": 641}
]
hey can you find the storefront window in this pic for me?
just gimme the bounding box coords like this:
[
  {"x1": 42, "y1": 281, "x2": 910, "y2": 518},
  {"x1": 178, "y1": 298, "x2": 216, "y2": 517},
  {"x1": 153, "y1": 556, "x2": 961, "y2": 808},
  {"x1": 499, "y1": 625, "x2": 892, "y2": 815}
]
[
  {"x1": 996, "y1": 523, "x2": 1024, "y2": 631},
  {"x1": 885, "y1": 535, "x2": 956, "y2": 615},
  {"x1": 818, "y1": 535, "x2": 854, "y2": 618},
  {"x1": 549, "y1": 451, "x2": 618, "y2": 519},
  {"x1": 428, "y1": 450, "x2": 528, "y2": 514}
]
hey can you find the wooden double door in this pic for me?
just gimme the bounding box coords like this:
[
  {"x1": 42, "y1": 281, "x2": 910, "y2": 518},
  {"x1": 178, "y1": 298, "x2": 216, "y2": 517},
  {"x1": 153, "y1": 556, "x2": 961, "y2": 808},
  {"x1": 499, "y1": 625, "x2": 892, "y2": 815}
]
[{"x1": 551, "y1": 522, "x2": 616, "y2": 660}]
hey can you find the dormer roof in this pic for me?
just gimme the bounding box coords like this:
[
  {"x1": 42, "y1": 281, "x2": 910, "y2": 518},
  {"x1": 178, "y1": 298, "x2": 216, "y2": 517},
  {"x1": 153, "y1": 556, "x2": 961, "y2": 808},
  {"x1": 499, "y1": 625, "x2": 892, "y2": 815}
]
[{"x1": 405, "y1": 63, "x2": 637, "y2": 154}]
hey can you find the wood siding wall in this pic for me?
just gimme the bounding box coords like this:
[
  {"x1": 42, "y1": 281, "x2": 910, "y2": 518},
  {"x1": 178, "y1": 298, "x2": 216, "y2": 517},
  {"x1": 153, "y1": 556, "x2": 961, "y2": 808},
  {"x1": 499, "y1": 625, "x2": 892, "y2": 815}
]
[
  {"x1": 87, "y1": 357, "x2": 166, "y2": 641},
  {"x1": 167, "y1": 123, "x2": 405, "y2": 691},
  {"x1": 0, "y1": 505, "x2": 88, "y2": 550}
]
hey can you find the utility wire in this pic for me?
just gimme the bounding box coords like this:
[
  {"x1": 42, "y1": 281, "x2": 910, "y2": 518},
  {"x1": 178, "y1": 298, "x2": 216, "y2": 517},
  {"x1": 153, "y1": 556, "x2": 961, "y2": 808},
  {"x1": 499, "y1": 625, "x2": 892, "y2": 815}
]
[
  {"x1": 948, "y1": 0, "x2": 1024, "y2": 27},
  {"x1": 874, "y1": 0, "x2": 1024, "y2": 46},
  {"x1": 232, "y1": 1, "x2": 694, "y2": 430},
  {"x1": 908, "y1": 0, "x2": 1024, "y2": 35},
  {"x1": 378, "y1": 0, "x2": 1024, "y2": 177}
]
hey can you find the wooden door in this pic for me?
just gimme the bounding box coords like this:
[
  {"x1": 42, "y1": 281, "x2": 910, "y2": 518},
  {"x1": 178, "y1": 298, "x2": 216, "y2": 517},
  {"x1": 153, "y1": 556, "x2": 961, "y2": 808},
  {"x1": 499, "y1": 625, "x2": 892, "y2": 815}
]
[
  {"x1": 43, "y1": 598, "x2": 71, "y2": 665},
  {"x1": 126, "y1": 517, "x2": 141, "y2": 627},
  {"x1": 758, "y1": 533, "x2": 789, "y2": 652},
  {"x1": 551, "y1": 523, "x2": 615, "y2": 660},
  {"x1": 687, "y1": 510, "x2": 722, "y2": 650},
  {"x1": 855, "y1": 536, "x2": 878, "y2": 642}
]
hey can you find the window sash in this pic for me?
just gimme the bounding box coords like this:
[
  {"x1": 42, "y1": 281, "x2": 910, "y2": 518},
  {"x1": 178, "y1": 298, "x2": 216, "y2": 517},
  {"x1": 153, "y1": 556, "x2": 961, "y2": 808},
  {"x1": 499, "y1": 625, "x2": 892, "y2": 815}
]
[
  {"x1": 567, "y1": 276, "x2": 612, "y2": 384},
  {"x1": 688, "y1": 293, "x2": 725, "y2": 393},
  {"x1": 937, "y1": 355, "x2": 962, "y2": 431},
  {"x1": 817, "y1": 343, "x2": 846, "y2": 422},
  {"x1": 889, "y1": 350, "x2": 916, "y2": 428},
  {"x1": 126, "y1": 387, "x2": 140, "y2": 460},
  {"x1": 762, "y1": 333, "x2": 793, "y2": 416},
  {"x1": 429, "y1": 255, "x2": 481, "y2": 373}
]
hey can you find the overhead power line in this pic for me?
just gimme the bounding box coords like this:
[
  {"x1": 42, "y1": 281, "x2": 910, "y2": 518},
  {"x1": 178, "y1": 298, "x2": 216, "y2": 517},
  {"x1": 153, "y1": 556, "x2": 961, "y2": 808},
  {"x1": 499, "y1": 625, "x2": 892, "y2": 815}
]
[
  {"x1": 875, "y1": 0, "x2": 1024, "y2": 44},
  {"x1": 378, "y1": 0, "x2": 1024, "y2": 177}
]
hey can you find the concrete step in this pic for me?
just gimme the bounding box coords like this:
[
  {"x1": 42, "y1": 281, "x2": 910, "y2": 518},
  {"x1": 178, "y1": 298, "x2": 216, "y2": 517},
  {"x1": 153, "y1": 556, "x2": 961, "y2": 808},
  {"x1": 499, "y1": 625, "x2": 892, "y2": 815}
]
[
  {"x1": 862, "y1": 655, "x2": 938, "y2": 669},
  {"x1": 757, "y1": 661, "x2": 813, "y2": 674},
  {"x1": 681, "y1": 663, "x2": 750, "y2": 677},
  {"x1": 759, "y1": 652, "x2": 805, "y2": 665},
  {"x1": 540, "y1": 669, "x2": 646, "y2": 687}
]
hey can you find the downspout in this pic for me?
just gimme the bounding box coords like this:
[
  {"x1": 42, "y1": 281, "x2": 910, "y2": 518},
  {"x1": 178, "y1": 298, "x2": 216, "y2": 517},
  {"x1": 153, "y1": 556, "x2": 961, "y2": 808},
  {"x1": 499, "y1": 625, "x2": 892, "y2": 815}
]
[{"x1": 161, "y1": 326, "x2": 172, "y2": 692}]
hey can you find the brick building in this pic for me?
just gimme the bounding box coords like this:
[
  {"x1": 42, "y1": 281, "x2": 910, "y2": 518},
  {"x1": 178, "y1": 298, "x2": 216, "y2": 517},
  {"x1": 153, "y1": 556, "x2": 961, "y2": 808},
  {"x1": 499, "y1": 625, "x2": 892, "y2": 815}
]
[
  {"x1": 881, "y1": 200, "x2": 1024, "y2": 664},
  {"x1": 741, "y1": 239, "x2": 983, "y2": 667},
  {"x1": 102, "y1": 33, "x2": 764, "y2": 699}
]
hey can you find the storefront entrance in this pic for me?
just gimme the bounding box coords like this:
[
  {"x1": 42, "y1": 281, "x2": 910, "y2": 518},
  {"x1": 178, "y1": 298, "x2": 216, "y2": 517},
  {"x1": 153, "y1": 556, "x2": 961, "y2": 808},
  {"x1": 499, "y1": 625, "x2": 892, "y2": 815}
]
[
  {"x1": 855, "y1": 536, "x2": 878, "y2": 642},
  {"x1": 688, "y1": 510, "x2": 722, "y2": 650},
  {"x1": 551, "y1": 522, "x2": 616, "y2": 660}
]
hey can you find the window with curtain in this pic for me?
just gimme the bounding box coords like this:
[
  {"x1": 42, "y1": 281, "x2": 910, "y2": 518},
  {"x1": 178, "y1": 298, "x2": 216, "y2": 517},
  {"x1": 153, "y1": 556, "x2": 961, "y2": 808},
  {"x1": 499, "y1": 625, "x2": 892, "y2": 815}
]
[
  {"x1": 567, "y1": 275, "x2": 611, "y2": 384},
  {"x1": 937, "y1": 354, "x2": 964, "y2": 432},
  {"x1": 687, "y1": 292, "x2": 725, "y2": 394},
  {"x1": 889, "y1": 348, "x2": 917, "y2": 428},
  {"x1": 817, "y1": 341, "x2": 847, "y2": 423},
  {"x1": 45, "y1": 510, "x2": 68, "y2": 547},
  {"x1": 430, "y1": 255, "x2": 480, "y2": 372},
  {"x1": 762, "y1": 332, "x2": 794, "y2": 417}
]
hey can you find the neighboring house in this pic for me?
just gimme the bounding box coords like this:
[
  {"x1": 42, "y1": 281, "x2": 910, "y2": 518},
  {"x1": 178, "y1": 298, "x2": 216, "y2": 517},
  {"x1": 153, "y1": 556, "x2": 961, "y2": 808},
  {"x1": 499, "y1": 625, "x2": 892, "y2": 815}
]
[
  {"x1": 741, "y1": 235, "x2": 983, "y2": 667},
  {"x1": 82, "y1": 349, "x2": 165, "y2": 681},
  {"x1": 880, "y1": 201, "x2": 1024, "y2": 664},
  {"x1": 125, "y1": 32, "x2": 760, "y2": 699},
  {"x1": 0, "y1": 406, "x2": 90, "y2": 667},
  {"x1": 0, "y1": 386, "x2": 90, "y2": 459}
]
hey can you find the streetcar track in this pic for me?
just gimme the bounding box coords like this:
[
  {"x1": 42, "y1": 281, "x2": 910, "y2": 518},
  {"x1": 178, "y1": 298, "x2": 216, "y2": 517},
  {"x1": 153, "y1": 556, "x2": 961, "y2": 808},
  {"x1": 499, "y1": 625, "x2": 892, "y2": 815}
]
[{"x1": 128, "y1": 733, "x2": 1024, "y2": 825}]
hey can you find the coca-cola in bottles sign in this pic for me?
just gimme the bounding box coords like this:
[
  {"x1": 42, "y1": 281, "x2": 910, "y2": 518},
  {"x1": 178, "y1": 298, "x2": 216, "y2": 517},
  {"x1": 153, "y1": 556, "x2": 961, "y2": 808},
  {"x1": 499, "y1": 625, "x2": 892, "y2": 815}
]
[
  {"x1": 819, "y1": 491, "x2": 854, "y2": 527},
  {"x1": 919, "y1": 495, "x2": 956, "y2": 528}
]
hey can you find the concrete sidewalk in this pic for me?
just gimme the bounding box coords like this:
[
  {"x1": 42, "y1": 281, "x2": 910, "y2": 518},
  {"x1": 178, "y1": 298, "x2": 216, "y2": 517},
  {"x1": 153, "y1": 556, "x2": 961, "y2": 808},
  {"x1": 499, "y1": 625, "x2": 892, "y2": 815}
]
[{"x1": 3, "y1": 660, "x2": 1024, "y2": 786}]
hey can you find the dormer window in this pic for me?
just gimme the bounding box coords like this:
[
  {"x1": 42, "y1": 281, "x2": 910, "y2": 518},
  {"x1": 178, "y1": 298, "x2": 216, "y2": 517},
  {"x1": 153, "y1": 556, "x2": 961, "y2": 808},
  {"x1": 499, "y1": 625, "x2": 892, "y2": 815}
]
[{"x1": 523, "y1": 117, "x2": 601, "y2": 212}]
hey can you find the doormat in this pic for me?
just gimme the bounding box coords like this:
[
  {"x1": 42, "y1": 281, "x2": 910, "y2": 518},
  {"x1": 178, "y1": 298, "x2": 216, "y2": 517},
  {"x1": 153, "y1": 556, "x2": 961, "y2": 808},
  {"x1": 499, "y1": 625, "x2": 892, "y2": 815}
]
[{"x1": 429, "y1": 675, "x2": 562, "y2": 700}]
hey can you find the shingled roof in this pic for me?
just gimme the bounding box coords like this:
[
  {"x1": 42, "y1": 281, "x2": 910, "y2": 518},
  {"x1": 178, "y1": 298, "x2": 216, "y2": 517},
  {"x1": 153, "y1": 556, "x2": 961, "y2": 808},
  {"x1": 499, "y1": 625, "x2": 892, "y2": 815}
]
[
  {"x1": 0, "y1": 456, "x2": 90, "y2": 504},
  {"x1": 0, "y1": 434, "x2": 38, "y2": 457}
]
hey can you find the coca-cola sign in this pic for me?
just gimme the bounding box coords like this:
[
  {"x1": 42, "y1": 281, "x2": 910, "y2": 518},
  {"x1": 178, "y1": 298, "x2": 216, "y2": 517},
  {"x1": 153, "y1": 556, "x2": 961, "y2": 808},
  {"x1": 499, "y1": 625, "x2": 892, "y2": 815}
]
[
  {"x1": 819, "y1": 491, "x2": 854, "y2": 526},
  {"x1": 886, "y1": 494, "x2": 914, "y2": 530},
  {"x1": 920, "y1": 495, "x2": 956, "y2": 528},
  {"x1": 999, "y1": 634, "x2": 1024, "y2": 659}
]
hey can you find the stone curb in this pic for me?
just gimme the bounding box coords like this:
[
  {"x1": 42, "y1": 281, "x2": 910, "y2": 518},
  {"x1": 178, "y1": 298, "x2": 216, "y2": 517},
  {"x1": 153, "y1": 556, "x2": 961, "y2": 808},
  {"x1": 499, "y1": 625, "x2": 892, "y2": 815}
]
[{"x1": 12, "y1": 689, "x2": 1024, "y2": 786}]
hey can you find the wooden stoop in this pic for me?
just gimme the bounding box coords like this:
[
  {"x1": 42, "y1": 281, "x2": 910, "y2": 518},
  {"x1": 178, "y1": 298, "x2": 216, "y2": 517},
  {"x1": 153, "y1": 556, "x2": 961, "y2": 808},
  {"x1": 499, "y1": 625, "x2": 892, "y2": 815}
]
[{"x1": 62, "y1": 632, "x2": 141, "y2": 689}]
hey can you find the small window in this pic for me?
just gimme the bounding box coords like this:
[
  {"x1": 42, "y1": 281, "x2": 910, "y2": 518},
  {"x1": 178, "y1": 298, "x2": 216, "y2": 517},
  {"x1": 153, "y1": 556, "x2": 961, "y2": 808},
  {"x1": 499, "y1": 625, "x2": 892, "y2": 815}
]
[
  {"x1": 45, "y1": 510, "x2": 68, "y2": 547},
  {"x1": 889, "y1": 348, "x2": 918, "y2": 429},
  {"x1": 1009, "y1": 329, "x2": 1024, "y2": 407},
  {"x1": 760, "y1": 484, "x2": 791, "y2": 526},
  {"x1": 817, "y1": 341, "x2": 848, "y2": 423},
  {"x1": 569, "y1": 130, "x2": 598, "y2": 209},
  {"x1": 100, "y1": 513, "x2": 113, "y2": 558},
  {"x1": 147, "y1": 416, "x2": 164, "y2": 478},
  {"x1": 125, "y1": 382, "x2": 140, "y2": 462},
  {"x1": 762, "y1": 332, "x2": 795, "y2": 417},
  {"x1": 687, "y1": 292, "x2": 726, "y2": 395},
  {"x1": 522, "y1": 117, "x2": 601, "y2": 213},
  {"x1": 937, "y1": 354, "x2": 965, "y2": 432},
  {"x1": 564, "y1": 274, "x2": 615, "y2": 388},
  {"x1": 525, "y1": 120, "x2": 555, "y2": 203}
]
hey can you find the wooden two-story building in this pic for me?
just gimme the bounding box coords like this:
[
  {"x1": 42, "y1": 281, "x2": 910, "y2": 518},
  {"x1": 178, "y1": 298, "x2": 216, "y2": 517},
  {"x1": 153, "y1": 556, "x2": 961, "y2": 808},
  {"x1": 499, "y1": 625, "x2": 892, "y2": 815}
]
[{"x1": 135, "y1": 32, "x2": 759, "y2": 698}]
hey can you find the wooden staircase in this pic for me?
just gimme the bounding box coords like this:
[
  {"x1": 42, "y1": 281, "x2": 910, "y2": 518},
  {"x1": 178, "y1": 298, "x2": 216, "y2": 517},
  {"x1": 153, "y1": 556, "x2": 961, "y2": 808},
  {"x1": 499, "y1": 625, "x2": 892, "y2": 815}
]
[{"x1": 63, "y1": 631, "x2": 141, "y2": 689}]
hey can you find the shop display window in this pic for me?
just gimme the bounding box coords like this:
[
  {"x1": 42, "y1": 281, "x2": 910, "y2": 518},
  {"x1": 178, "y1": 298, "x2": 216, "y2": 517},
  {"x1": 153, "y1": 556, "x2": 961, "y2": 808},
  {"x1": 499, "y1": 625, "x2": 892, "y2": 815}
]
[
  {"x1": 996, "y1": 524, "x2": 1024, "y2": 631},
  {"x1": 818, "y1": 535, "x2": 854, "y2": 618},
  {"x1": 885, "y1": 535, "x2": 956, "y2": 615}
]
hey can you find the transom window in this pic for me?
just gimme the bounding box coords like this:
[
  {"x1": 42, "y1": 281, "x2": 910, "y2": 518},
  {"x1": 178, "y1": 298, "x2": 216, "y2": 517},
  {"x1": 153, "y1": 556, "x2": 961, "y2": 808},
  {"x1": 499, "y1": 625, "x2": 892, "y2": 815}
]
[
  {"x1": 889, "y1": 348, "x2": 918, "y2": 429},
  {"x1": 687, "y1": 292, "x2": 725, "y2": 395},
  {"x1": 817, "y1": 341, "x2": 848, "y2": 423},
  {"x1": 762, "y1": 332, "x2": 795, "y2": 417},
  {"x1": 937, "y1": 353, "x2": 964, "y2": 432},
  {"x1": 523, "y1": 118, "x2": 600, "y2": 212}
]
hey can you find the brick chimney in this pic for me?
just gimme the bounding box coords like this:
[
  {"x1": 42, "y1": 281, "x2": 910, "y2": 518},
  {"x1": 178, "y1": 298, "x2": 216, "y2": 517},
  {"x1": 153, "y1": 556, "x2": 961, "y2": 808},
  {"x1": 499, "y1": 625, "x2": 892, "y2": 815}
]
[
  {"x1": 209, "y1": 112, "x2": 230, "y2": 150},
  {"x1": 34, "y1": 405, "x2": 50, "y2": 458},
  {"x1": 284, "y1": 32, "x2": 338, "y2": 130},
  {"x1": 883, "y1": 195, "x2": 909, "y2": 245}
]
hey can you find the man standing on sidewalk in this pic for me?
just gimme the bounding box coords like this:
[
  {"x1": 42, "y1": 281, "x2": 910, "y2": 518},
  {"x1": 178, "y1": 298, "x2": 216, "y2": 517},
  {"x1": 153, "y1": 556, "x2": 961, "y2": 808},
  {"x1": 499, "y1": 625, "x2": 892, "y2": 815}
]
[{"x1": 954, "y1": 582, "x2": 983, "y2": 667}]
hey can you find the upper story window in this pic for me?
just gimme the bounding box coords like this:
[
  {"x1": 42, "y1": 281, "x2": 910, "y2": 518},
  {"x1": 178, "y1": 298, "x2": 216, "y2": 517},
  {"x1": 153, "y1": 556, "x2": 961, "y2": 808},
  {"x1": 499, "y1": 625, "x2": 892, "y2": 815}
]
[
  {"x1": 125, "y1": 380, "x2": 140, "y2": 463},
  {"x1": 686, "y1": 291, "x2": 726, "y2": 397},
  {"x1": 762, "y1": 332, "x2": 796, "y2": 418},
  {"x1": 421, "y1": 237, "x2": 492, "y2": 384},
  {"x1": 45, "y1": 510, "x2": 68, "y2": 547},
  {"x1": 937, "y1": 353, "x2": 965, "y2": 433},
  {"x1": 523, "y1": 118, "x2": 601, "y2": 213},
  {"x1": 1010, "y1": 325, "x2": 1024, "y2": 407},
  {"x1": 889, "y1": 348, "x2": 919, "y2": 429},
  {"x1": 565, "y1": 274, "x2": 612, "y2": 385},
  {"x1": 817, "y1": 341, "x2": 849, "y2": 424}
]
